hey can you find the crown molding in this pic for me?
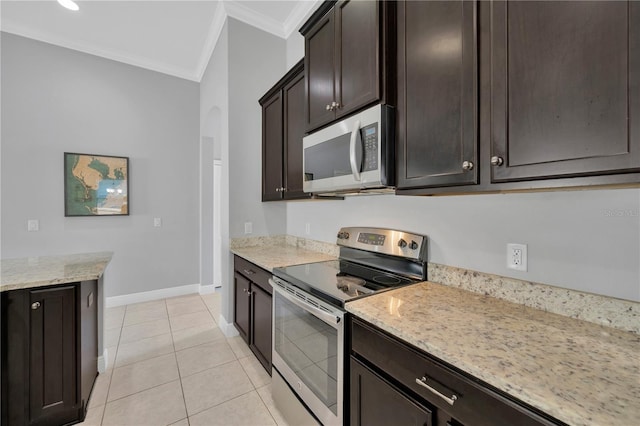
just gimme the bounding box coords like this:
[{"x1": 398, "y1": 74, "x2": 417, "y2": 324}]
[
  {"x1": 283, "y1": 0, "x2": 323, "y2": 38},
  {"x1": 223, "y1": 0, "x2": 286, "y2": 38},
  {"x1": 2, "y1": 1, "x2": 324, "y2": 83},
  {"x1": 1, "y1": 21, "x2": 200, "y2": 81},
  {"x1": 195, "y1": 1, "x2": 228, "y2": 82}
]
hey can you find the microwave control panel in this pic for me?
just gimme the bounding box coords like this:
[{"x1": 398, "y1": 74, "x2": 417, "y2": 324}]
[{"x1": 362, "y1": 123, "x2": 378, "y2": 171}]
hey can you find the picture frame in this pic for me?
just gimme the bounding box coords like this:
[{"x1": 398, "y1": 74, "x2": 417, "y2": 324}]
[{"x1": 64, "y1": 152, "x2": 129, "y2": 216}]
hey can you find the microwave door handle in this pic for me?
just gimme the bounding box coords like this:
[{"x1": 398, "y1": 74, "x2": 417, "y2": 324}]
[{"x1": 349, "y1": 120, "x2": 362, "y2": 181}]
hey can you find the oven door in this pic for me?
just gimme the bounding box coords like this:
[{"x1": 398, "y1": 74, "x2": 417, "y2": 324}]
[{"x1": 270, "y1": 278, "x2": 344, "y2": 426}]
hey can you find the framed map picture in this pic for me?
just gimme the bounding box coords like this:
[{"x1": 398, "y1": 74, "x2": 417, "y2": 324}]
[{"x1": 64, "y1": 152, "x2": 129, "y2": 216}]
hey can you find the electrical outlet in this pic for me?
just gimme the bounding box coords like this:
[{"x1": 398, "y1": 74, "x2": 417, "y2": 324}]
[
  {"x1": 153, "y1": 217, "x2": 162, "y2": 227},
  {"x1": 244, "y1": 222, "x2": 253, "y2": 234},
  {"x1": 27, "y1": 219, "x2": 39, "y2": 232},
  {"x1": 305, "y1": 223, "x2": 311, "y2": 235},
  {"x1": 507, "y1": 243, "x2": 527, "y2": 271}
]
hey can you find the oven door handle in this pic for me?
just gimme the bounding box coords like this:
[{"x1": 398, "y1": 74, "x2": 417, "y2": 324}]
[{"x1": 270, "y1": 280, "x2": 341, "y2": 327}]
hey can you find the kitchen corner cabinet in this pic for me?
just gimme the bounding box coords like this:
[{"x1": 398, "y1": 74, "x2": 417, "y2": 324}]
[
  {"x1": 1, "y1": 281, "x2": 98, "y2": 426},
  {"x1": 350, "y1": 317, "x2": 561, "y2": 426},
  {"x1": 489, "y1": 0, "x2": 640, "y2": 182},
  {"x1": 301, "y1": 0, "x2": 394, "y2": 132},
  {"x1": 396, "y1": 0, "x2": 478, "y2": 190},
  {"x1": 260, "y1": 60, "x2": 311, "y2": 201},
  {"x1": 233, "y1": 256, "x2": 272, "y2": 373}
]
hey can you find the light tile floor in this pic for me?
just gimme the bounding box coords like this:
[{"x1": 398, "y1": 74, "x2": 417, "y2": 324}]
[{"x1": 82, "y1": 292, "x2": 289, "y2": 426}]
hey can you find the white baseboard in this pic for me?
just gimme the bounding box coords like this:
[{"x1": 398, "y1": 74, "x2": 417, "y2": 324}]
[
  {"x1": 218, "y1": 313, "x2": 239, "y2": 337},
  {"x1": 106, "y1": 283, "x2": 201, "y2": 307},
  {"x1": 199, "y1": 285, "x2": 216, "y2": 295},
  {"x1": 98, "y1": 348, "x2": 108, "y2": 373}
]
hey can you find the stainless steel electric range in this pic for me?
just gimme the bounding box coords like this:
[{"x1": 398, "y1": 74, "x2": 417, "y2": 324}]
[{"x1": 270, "y1": 227, "x2": 428, "y2": 426}]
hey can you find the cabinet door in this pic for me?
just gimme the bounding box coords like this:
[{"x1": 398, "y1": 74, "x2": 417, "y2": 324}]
[
  {"x1": 234, "y1": 273, "x2": 251, "y2": 343},
  {"x1": 397, "y1": 0, "x2": 478, "y2": 189},
  {"x1": 29, "y1": 285, "x2": 78, "y2": 425},
  {"x1": 350, "y1": 357, "x2": 433, "y2": 426},
  {"x1": 262, "y1": 91, "x2": 284, "y2": 201},
  {"x1": 335, "y1": 0, "x2": 380, "y2": 119},
  {"x1": 305, "y1": 11, "x2": 336, "y2": 131},
  {"x1": 79, "y1": 280, "x2": 98, "y2": 415},
  {"x1": 283, "y1": 70, "x2": 311, "y2": 200},
  {"x1": 490, "y1": 0, "x2": 640, "y2": 182},
  {"x1": 250, "y1": 283, "x2": 272, "y2": 373}
]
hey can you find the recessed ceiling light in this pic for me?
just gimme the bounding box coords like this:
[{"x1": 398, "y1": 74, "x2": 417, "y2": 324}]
[{"x1": 57, "y1": 0, "x2": 80, "y2": 12}]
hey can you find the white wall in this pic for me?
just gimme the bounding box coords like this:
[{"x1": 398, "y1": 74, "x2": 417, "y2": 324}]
[
  {"x1": 287, "y1": 189, "x2": 640, "y2": 302},
  {"x1": 201, "y1": 18, "x2": 287, "y2": 328},
  {"x1": 286, "y1": 30, "x2": 304, "y2": 69},
  {"x1": 228, "y1": 18, "x2": 287, "y2": 240},
  {"x1": 1, "y1": 33, "x2": 201, "y2": 297},
  {"x1": 200, "y1": 22, "x2": 230, "y2": 320}
]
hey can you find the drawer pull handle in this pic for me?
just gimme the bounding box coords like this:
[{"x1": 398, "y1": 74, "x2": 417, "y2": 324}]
[
  {"x1": 415, "y1": 377, "x2": 458, "y2": 406},
  {"x1": 243, "y1": 269, "x2": 255, "y2": 275}
]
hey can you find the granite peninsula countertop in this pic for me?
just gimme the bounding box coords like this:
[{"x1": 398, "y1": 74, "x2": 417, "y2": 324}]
[
  {"x1": 1, "y1": 252, "x2": 113, "y2": 292},
  {"x1": 231, "y1": 242, "x2": 336, "y2": 272},
  {"x1": 346, "y1": 282, "x2": 640, "y2": 426}
]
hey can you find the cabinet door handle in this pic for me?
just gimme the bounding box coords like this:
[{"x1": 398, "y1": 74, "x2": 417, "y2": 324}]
[
  {"x1": 243, "y1": 269, "x2": 255, "y2": 275},
  {"x1": 415, "y1": 377, "x2": 458, "y2": 406},
  {"x1": 462, "y1": 161, "x2": 474, "y2": 171},
  {"x1": 326, "y1": 104, "x2": 332, "y2": 111},
  {"x1": 31, "y1": 301, "x2": 41, "y2": 310}
]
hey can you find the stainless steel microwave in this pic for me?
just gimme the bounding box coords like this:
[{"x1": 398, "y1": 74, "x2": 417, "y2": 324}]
[{"x1": 302, "y1": 104, "x2": 395, "y2": 194}]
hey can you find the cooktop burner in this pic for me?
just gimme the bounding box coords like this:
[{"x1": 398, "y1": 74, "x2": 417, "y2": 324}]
[{"x1": 273, "y1": 260, "x2": 417, "y2": 307}]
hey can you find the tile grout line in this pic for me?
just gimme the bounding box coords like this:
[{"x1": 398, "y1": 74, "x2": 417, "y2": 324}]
[
  {"x1": 168, "y1": 298, "x2": 191, "y2": 425},
  {"x1": 187, "y1": 388, "x2": 259, "y2": 420},
  {"x1": 255, "y1": 385, "x2": 282, "y2": 426},
  {"x1": 98, "y1": 303, "x2": 128, "y2": 426}
]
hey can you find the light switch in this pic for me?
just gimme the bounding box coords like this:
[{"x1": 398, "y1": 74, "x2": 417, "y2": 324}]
[
  {"x1": 153, "y1": 217, "x2": 162, "y2": 227},
  {"x1": 27, "y1": 219, "x2": 39, "y2": 232}
]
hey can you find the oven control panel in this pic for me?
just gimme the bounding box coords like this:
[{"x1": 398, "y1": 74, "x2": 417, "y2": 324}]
[
  {"x1": 357, "y1": 232, "x2": 386, "y2": 246},
  {"x1": 336, "y1": 227, "x2": 427, "y2": 261}
]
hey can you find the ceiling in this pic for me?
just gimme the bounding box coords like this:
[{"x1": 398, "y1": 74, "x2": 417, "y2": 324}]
[{"x1": 0, "y1": 0, "x2": 321, "y2": 81}]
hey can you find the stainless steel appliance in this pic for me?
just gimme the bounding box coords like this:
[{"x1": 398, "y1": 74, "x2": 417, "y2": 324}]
[
  {"x1": 302, "y1": 104, "x2": 395, "y2": 195},
  {"x1": 270, "y1": 227, "x2": 428, "y2": 426}
]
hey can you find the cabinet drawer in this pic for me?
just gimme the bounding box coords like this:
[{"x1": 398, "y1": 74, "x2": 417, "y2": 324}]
[
  {"x1": 234, "y1": 256, "x2": 272, "y2": 295},
  {"x1": 351, "y1": 318, "x2": 561, "y2": 426}
]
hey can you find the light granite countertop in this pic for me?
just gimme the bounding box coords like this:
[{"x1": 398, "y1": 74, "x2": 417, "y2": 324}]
[
  {"x1": 230, "y1": 243, "x2": 336, "y2": 272},
  {"x1": 346, "y1": 282, "x2": 640, "y2": 426},
  {"x1": 1, "y1": 252, "x2": 113, "y2": 292}
]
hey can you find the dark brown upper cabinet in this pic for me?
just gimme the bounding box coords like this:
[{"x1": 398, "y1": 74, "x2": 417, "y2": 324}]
[
  {"x1": 260, "y1": 60, "x2": 311, "y2": 201},
  {"x1": 489, "y1": 0, "x2": 640, "y2": 182},
  {"x1": 301, "y1": 0, "x2": 394, "y2": 133},
  {"x1": 396, "y1": 0, "x2": 478, "y2": 190}
]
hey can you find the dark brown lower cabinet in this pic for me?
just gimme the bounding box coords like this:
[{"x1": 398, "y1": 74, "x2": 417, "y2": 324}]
[
  {"x1": 1, "y1": 281, "x2": 98, "y2": 426},
  {"x1": 233, "y1": 256, "x2": 272, "y2": 373},
  {"x1": 351, "y1": 357, "x2": 434, "y2": 426},
  {"x1": 233, "y1": 272, "x2": 251, "y2": 343},
  {"x1": 350, "y1": 317, "x2": 563, "y2": 426}
]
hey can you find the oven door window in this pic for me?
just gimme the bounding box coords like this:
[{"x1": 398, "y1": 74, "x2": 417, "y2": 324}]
[{"x1": 274, "y1": 294, "x2": 338, "y2": 415}]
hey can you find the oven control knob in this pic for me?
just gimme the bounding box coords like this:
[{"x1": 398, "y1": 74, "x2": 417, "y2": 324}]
[
  {"x1": 398, "y1": 239, "x2": 407, "y2": 248},
  {"x1": 337, "y1": 231, "x2": 350, "y2": 240},
  {"x1": 410, "y1": 240, "x2": 419, "y2": 250}
]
